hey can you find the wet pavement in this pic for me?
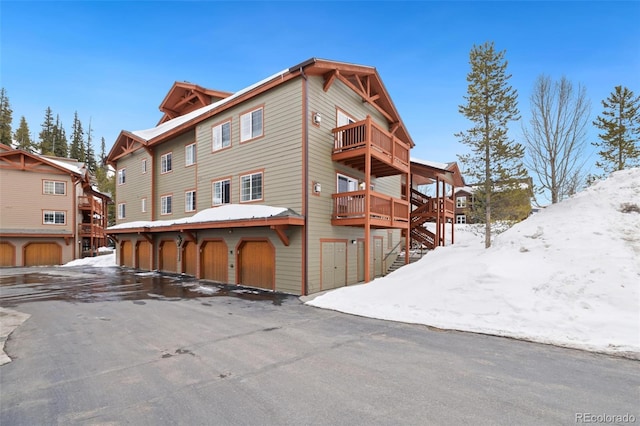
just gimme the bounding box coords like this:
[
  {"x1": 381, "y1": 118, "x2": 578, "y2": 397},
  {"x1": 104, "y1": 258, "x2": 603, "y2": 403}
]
[{"x1": 0, "y1": 266, "x2": 288, "y2": 307}]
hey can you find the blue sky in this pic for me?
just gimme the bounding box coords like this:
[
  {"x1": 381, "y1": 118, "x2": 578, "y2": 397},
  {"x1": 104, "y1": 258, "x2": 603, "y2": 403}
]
[{"x1": 2, "y1": 1, "x2": 639, "y2": 183}]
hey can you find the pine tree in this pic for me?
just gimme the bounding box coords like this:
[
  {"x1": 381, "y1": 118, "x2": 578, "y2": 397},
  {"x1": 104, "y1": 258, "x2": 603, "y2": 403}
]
[
  {"x1": 69, "y1": 111, "x2": 85, "y2": 161},
  {"x1": 456, "y1": 41, "x2": 527, "y2": 248},
  {"x1": 52, "y1": 115, "x2": 68, "y2": 157},
  {"x1": 0, "y1": 88, "x2": 13, "y2": 146},
  {"x1": 39, "y1": 107, "x2": 55, "y2": 154},
  {"x1": 99, "y1": 136, "x2": 107, "y2": 167},
  {"x1": 85, "y1": 118, "x2": 97, "y2": 173},
  {"x1": 14, "y1": 116, "x2": 34, "y2": 152},
  {"x1": 592, "y1": 85, "x2": 640, "y2": 175}
]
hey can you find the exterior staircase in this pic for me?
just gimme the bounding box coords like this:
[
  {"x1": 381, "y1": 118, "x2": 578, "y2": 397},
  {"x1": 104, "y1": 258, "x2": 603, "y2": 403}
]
[{"x1": 385, "y1": 249, "x2": 428, "y2": 275}]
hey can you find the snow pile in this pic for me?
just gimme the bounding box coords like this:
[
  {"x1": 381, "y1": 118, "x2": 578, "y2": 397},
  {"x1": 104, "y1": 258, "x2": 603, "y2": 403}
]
[
  {"x1": 308, "y1": 169, "x2": 640, "y2": 357},
  {"x1": 62, "y1": 253, "x2": 116, "y2": 268}
]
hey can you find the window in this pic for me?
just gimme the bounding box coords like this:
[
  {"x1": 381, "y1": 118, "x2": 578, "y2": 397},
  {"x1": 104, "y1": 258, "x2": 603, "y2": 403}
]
[
  {"x1": 337, "y1": 174, "x2": 358, "y2": 193},
  {"x1": 43, "y1": 210, "x2": 65, "y2": 225},
  {"x1": 185, "y1": 144, "x2": 196, "y2": 166},
  {"x1": 185, "y1": 190, "x2": 196, "y2": 212},
  {"x1": 117, "y1": 203, "x2": 126, "y2": 219},
  {"x1": 161, "y1": 152, "x2": 172, "y2": 174},
  {"x1": 43, "y1": 180, "x2": 66, "y2": 195},
  {"x1": 212, "y1": 179, "x2": 231, "y2": 205},
  {"x1": 141, "y1": 198, "x2": 146, "y2": 213},
  {"x1": 161, "y1": 195, "x2": 172, "y2": 215},
  {"x1": 117, "y1": 168, "x2": 126, "y2": 185},
  {"x1": 456, "y1": 214, "x2": 466, "y2": 224},
  {"x1": 240, "y1": 172, "x2": 263, "y2": 202},
  {"x1": 240, "y1": 107, "x2": 263, "y2": 142},
  {"x1": 456, "y1": 196, "x2": 467, "y2": 208},
  {"x1": 212, "y1": 122, "x2": 231, "y2": 151},
  {"x1": 141, "y1": 159, "x2": 147, "y2": 174},
  {"x1": 337, "y1": 110, "x2": 356, "y2": 127}
]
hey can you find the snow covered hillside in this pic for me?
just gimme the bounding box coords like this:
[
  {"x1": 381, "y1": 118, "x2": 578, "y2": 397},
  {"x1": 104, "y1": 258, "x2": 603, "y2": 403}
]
[{"x1": 307, "y1": 168, "x2": 640, "y2": 358}]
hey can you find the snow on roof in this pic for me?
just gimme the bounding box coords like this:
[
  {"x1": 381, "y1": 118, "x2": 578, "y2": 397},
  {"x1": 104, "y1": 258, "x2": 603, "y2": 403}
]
[
  {"x1": 108, "y1": 204, "x2": 297, "y2": 230},
  {"x1": 411, "y1": 157, "x2": 449, "y2": 170},
  {"x1": 131, "y1": 68, "x2": 290, "y2": 141},
  {"x1": 37, "y1": 155, "x2": 86, "y2": 176}
]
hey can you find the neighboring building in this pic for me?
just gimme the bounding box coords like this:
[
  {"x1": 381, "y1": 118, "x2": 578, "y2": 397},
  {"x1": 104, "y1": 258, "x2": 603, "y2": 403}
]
[
  {"x1": 106, "y1": 58, "x2": 416, "y2": 296},
  {"x1": 455, "y1": 177, "x2": 533, "y2": 224},
  {"x1": 0, "y1": 144, "x2": 111, "y2": 266}
]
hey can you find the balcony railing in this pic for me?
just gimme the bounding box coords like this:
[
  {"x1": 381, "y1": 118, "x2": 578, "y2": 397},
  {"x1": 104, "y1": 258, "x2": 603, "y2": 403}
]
[
  {"x1": 78, "y1": 223, "x2": 106, "y2": 237},
  {"x1": 332, "y1": 117, "x2": 410, "y2": 173},
  {"x1": 78, "y1": 196, "x2": 103, "y2": 211},
  {"x1": 332, "y1": 190, "x2": 409, "y2": 227}
]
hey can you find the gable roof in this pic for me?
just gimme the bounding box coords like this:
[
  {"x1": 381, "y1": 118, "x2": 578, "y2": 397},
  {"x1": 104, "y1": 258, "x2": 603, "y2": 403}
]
[
  {"x1": 107, "y1": 58, "x2": 414, "y2": 165},
  {"x1": 0, "y1": 145, "x2": 86, "y2": 179},
  {"x1": 157, "y1": 82, "x2": 233, "y2": 125}
]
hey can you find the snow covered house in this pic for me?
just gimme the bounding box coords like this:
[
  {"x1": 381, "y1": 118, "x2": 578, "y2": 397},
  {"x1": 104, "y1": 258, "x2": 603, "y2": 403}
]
[
  {"x1": 0, "y1": 144, "x2": 111, "y2": 266},
  {"x1": 106, "y1": 58, "x2": 417, "y2": 295}
]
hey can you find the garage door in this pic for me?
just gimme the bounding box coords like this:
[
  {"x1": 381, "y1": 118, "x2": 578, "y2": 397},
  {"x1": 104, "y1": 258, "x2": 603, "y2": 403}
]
[
  {"x1": 182, "y1": 241, "x2": 197, "y2": 276},
  {"x1": 160, "y1": 240, "x2": 177, "y2": 273},
  {"x1": 0, "y1": 242, "x2": 16, "y2": 266},
  {"x1": 24, "y1": 242, "x2": 61, "y2": 266},
  {"x1": 200, "y1": 240, "x2": 228, "y2": 282},
  {"x1": 121, "y1": 241, "x2": 133, "y2": 267},
  {"x1": 136, "y1": 241, "x2": 152, "y2": 271},
  {"x1": 238, "y1": 240, "x2": 274, "y2": 290},
  {"x1": 321, "y1": 241, "x2": 346, "y2": 290}
]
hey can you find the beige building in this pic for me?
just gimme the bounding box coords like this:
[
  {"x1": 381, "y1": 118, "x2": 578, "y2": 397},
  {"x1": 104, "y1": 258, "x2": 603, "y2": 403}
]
[
  {"x1": 107, "y1": 58, "x2": 417, "y2": 295},
  {"x1": 0, "y1": 144, "x2": 111, "y2": 266}
]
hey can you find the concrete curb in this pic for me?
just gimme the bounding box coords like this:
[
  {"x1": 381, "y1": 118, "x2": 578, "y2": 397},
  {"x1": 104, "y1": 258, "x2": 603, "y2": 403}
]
[{"x1": 0, "y1": 307, "x2": 31, "y2": 366}]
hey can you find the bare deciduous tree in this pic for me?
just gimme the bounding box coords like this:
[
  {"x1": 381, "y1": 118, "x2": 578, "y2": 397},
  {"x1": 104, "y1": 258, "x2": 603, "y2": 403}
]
[{"x1": 523, "y1": 75, "x2": 590, "y2": 204}]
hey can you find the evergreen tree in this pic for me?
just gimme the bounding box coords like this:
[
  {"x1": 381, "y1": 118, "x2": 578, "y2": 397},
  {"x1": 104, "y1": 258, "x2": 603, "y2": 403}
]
[
  {"x1": 69, "y1": 111, "x2": 85, "y2": 161},
  {"x1": 592, "y1": 85, "x2": 640, "y2": 175},
  {"x1": 85, "y1": 118, "x2": 97, "y2": 173},
  {"x1": 14, "y1": 116, "x2": 34, "y2": 152},
  {"x1": 99, "y1": 136, "x2": 107, "y2": 167},
  {"x1": 0, "y1": 88, "x2": 13, "y2": 146},
  {"x1": 52, "y1": 115, "x2": 68, "y2": 157},
  {"x1": 38, "y1": 107, "x2": 55, "y2": 154},
  {"x1": 456, "y1": 41, "x2": 527, "y2": 248}
]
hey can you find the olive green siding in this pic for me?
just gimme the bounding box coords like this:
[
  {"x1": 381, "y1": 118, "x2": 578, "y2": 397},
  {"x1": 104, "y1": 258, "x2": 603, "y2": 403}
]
[
  {"x1": 154, "y1": 131, "x2": 197, "y2": 219},
  {"x1": 114, "y1": 148, "x2": 152, "y2": 223},
  {"x1": 195, "y1": 79, "x2": 303, "y2": 210}
]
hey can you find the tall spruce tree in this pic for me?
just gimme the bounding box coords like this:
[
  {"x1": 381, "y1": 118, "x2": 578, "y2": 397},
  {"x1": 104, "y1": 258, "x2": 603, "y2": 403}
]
[
  {"x1": 39, "y1": 107, "x2": 55, "y2": 154},
  {"x1": 592, "y1": 85, "x2": 640, "y2": 174},
  {"x1": 0, "y1": 88, "x2": 13, "y2": 146},
  {"x1": 99, "y1": 136, "x2": 107, "y2": 167},
  {"x1": 85, "y1": 118, "x2": 97, "y2": 173},
  {"x1": 52, "y1": 115, "x2": 68, "y2": 157},
  {"x1": 456, "y1": 41, "x2": 527, "y2": 248},
  {"x1": 69, "y1": 111, "x2": 85, "y2": 161},
  {"x1": 14, "y1": 116, "x2": 34, "y2": 151}
]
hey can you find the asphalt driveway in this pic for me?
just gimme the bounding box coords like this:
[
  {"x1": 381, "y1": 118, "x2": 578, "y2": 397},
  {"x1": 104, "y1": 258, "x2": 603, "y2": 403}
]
[{"x1": 0, "y1": 266, "x2": 638, "y2": 425}]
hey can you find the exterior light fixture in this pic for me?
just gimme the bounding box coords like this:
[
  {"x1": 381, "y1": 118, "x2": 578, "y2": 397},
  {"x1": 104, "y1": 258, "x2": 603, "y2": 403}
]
[{"x1": 313, "y1": 112, "x2": 321, "y2": 125}]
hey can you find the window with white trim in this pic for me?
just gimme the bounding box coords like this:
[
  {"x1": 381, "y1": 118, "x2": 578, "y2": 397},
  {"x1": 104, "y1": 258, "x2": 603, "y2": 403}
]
[
  {"x1": 141, "y1": 159, "x2": 147, "y2": 174},
  {"x1": 141, "y1": 198, "x2": 146, "y2": 213},
  {"x1": 161, "y1": 152, "x2": 172, "y2": 174},
  {"x1": 185, "y1": 143, "x2": 196, "y2": 166},
  {"x1": 240, "y1": 107, "x2": 263, "y2": 142},
  {"x1": 161, "y1": 195, "x2": 172, "y2": 215},
  {"x1": 212, "y1": 179, "x2": 230, "y2": 205},
  {"x1": 43, "y1": 180, "x2": 66, "y2": 195},
  {"x1": 456, "y1": 196, "x2": 467, "y2": 208},
  {"x1": 117, "y1": 203, "x2": 126, "y2": 219},
  {"x1": 240, "y1": 172, "x2": 263, "y2": 202},
  {"x1": 43, "y1": 210, "x2": 66, "y2": 225},
  {"x1": 117, "y1": 168, "x2": 126, "y2": 185},
  {"x1": 456, "y1": 214, "x2": 466, "y2": 224},
  {"x1": 212, "y1": 122, "x2": 231, "y2": 151},
  {"x1": 185, "y1": 190, "x2": 196, "y2": 212}
]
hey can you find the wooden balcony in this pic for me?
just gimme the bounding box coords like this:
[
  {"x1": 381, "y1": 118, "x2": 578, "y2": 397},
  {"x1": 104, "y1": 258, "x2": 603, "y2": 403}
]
[
  {"x1": 332, "y1": 190, "x2": 409, "y2": 228},
  {"x1": 78, "y1": 196, "x2": 103, "y2": 211},
  {"x1": 78, "y1": 223, "x2": 106, "y2": 238},
  {"x1": 332, "y1": 117, "x2": 410, "y2": 177}
]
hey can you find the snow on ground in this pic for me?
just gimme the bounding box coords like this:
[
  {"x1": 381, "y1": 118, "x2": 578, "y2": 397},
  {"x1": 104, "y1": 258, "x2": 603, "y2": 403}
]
[
  {"x1": 61, "y1": 170, "x2": 640, "y2": 357},
  {"x1": 308, "y1": 169, "x2": 640, "y2": 358}
]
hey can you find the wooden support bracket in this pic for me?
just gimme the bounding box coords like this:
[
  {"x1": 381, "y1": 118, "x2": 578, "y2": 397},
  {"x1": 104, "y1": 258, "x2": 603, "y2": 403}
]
[{"x1": 270, "y1": 225, "x2": 290, "y2": 246}]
